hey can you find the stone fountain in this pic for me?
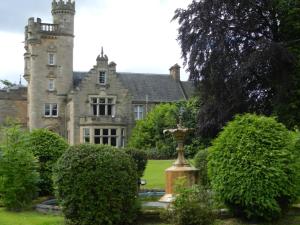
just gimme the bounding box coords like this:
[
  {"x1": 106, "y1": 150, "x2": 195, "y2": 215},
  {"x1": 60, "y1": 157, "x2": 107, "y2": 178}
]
[{"x1": 159, "y1": 109, "x2": 199, "y2": 203}]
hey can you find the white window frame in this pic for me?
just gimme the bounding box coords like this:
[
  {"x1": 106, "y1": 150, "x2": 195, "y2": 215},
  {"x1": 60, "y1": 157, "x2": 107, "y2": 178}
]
[
  {"x1": 134, "y1": 105, "x2": 144, "y2": 120},
  {"x1": 83, "y1": 128, "x2": 90, "y2": 143},
  {"x1": 48, "y1": 53, "x2": 56, "y2": 65},
  {"x1": 48, "y1": 79, "x2": 55, "y2": 91},
  {"x1": 44, "y1": 103, "x2": 58, "y2": 117},
  {"x1": 99, "y1": 71, "x2": 106, "y2": 85}
]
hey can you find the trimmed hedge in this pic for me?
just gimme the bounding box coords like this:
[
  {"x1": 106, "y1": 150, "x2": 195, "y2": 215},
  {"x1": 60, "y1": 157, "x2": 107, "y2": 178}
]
[
  {"x1": 194, "y1": 149, "x2": 209, "y2": 186},
  {"x1": 208, "y1": 114, "x2": 298, "y2": 221},
  {"x1": 28, "y1": 129, "x2": 68, "y2": 196},
  {"x1": 54, "y1": 144, "x2": 139, "y2": 225}
]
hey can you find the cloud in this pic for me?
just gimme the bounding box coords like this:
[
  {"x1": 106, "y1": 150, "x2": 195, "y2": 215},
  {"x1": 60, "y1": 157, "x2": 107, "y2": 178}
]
[{"x1": 0, "y1": 0, "x2": 192, "y2": 83}]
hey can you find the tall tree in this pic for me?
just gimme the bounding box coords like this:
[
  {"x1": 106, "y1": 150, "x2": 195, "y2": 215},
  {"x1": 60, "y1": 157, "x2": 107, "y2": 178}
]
[{"x1": 174, "y1": 0, "x2": 300, "y2": 137}]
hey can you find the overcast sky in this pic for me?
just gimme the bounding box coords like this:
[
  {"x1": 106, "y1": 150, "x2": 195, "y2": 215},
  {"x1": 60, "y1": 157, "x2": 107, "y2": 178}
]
[{"x1": 0, "y1": 0, "x2": 191, "y2": 85}]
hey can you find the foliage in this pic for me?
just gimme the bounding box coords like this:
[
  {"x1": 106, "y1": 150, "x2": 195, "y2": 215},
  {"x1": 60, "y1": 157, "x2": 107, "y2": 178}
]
[
  {"x1": 124, "y1": 148, "x2": 148, "y2": 177},
  {"x1": 129, "y1": 98, "x2": 201, "y2": 159},
  {"x1": 0, "y1": 79, "x2": 14, "y2": 89},
  {"x1": 174, "y1": 0, "x2": 300, "y2": 138},
  {"x1": 194, "y1": 148, "x2": 209, "y2": 186},
  {"x1": 28, "y1": 129, "x2": 68, "y2": 196},
  {"x1": 208, "y1": 114, "x2": 298, "y2": 221},
  {"x1": 0, "y1": 124, "x2": 39, "y2": 211},
  {"x1": 162, "y1": 179, "x2": 215, "y2": 225},
  {"x1": 54, "y1": 144, "x2": 139, "y2": 225}
]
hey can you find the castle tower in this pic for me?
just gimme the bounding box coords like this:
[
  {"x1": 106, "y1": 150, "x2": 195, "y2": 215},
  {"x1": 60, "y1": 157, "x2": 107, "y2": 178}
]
[{"x1": 24, "y1": 0, "x2": 75, "y2": 136}]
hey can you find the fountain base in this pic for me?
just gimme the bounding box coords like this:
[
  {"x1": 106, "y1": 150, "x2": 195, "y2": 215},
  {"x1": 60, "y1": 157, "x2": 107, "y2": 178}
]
[{"x1": 159, "y1": 165, "x2": 199, "y2": 203}]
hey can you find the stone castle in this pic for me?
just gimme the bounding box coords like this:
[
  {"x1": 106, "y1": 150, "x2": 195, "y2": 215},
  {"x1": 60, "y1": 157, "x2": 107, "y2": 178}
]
[{"x1": 0, "y1": 0, "x2": 193, "y2": 146}]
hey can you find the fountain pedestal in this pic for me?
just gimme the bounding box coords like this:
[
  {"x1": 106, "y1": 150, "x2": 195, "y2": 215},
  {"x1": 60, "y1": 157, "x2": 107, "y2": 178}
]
[{"x1": 159, "y1": 125, "x2": 199, "y2": 203}]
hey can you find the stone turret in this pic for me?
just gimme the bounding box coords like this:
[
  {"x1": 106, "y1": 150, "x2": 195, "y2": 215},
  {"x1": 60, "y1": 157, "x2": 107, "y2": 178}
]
[
  {"x1": 52, "y1": 0, "x2": 75, "y2": 35},
  {"x1": 24, "y1": 0, "x2": 76, "y2": 136}
]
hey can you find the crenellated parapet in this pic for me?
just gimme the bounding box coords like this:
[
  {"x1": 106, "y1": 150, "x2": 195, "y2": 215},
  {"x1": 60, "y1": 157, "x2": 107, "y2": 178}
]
[{"x1": 52, "y1": 0, "x2": 75, "y2": 15}]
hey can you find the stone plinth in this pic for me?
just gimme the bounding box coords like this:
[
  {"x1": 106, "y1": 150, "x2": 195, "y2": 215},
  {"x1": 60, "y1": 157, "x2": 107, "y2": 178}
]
[{"x1": 159, "y1": 165, "x2": 199, "y2": 203}]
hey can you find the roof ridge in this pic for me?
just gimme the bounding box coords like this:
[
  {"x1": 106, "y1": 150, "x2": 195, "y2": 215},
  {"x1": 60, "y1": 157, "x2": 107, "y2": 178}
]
[{"x1": 117, "y1": 72, "x2": 169, "y2": 76}]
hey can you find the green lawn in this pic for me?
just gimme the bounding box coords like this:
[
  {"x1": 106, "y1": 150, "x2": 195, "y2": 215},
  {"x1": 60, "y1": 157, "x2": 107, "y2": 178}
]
[
  {"x1": 0, "y1": 208, "x2": 64, "y2": 225},
  {"x1": 141, "y1": 159, "x2": 195, "y2": 190},
  {"x1": 141, "y1": 160, "x2": 174, "y2": 189}
]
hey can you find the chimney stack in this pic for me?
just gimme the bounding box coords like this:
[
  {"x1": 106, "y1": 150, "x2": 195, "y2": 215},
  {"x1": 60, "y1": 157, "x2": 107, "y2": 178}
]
[{"x1": 169, "y1": 64, "x2": 180, "y2": 81}]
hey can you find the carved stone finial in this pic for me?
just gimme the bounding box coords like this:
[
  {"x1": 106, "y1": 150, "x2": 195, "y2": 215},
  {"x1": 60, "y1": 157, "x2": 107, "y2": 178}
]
[{"x1": 101, "y1": 47, "x2": 104, "y2": 57}]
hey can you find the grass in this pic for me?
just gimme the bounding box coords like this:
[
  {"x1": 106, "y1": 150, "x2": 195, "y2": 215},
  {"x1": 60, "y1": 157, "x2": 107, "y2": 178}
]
[
  {"x1": 0, "y1": 208, "x2": 64, "y2": 225},
  {"x1": 141, "y1": 160, "x2": 174, "y2": 189}
]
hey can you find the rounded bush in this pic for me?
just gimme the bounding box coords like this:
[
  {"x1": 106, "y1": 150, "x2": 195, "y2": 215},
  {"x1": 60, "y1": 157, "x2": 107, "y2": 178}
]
[
  {"x1": 194, "y1": 148, "x2": 209, "y2": 186},
  {"x1": 54, "y1": 144, "x2": 139, "y2": 225},
  {"x1": 208, "y1": 114, "x2": 298, "y2": 221},
  {"x1": 124, "y1": 148, "x2": 148, "y2": 177},
  {"x1": 28, "y1": 129, "x2": 68, "y2": 196}
]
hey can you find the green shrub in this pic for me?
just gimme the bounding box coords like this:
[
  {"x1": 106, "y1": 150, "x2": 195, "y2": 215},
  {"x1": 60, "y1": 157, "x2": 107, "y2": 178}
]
[
  {"x1": 208, "y1": 114, "x2": 298, "y2": 221},
  {"x1": 54, "y1": 144, "x2": 139, "y2": 225},
  {"x1": 194, "y1": 148, "x2": 209, "y2": 186},
  {"x1": 124, "y1": 148, "x2": 148, "y2": 177},
  {"x1": 28, "y1": 129, "x2": 68, "y2": 196},
  {"x1": 162, "y1": 180, "x2": 215, "y2": 225},
  {"x1": 0, "y1": 125, "x2": 39, "y2": 211}
]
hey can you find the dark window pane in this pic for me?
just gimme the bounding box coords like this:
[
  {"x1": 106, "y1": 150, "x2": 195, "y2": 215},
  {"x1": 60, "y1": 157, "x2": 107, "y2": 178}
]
[
  {"x1": 52, "y1": 104, "x2": 58, "y2": 116},
  {"x1": 103, "y1": 129, "x2": 108, "y2": 136},
  {"x1": 99, "y1": 98, "x2": 105, "y2": 104},
  {"x1": 94, "y1": 129, "x2": 100, "y2": 136},
  {"x1": 99, "y1": 105, "x2": 105, "y2": 115},
  {"x1": 92, "y1": 98, "x2": 97, "y2": 104},
  {"x1": 107, "y1": 105, "x2": 112, "y2": 115},
  {"x1": 111, "y1": 129, "x2": 116, "y2": 135},
  {"x1": 103, "y1": 137, "x2": 108, "y2": 145},
  {"x1": 84, "y1": 137, "x2": 90, "y2": 143},
  {"x1": 111, "y1": 137, "x2": 116, "y2": 146},
  {"x1": 94, "y1": 137, "x2": 100, "y2": 144},
  {"x1": 45, "y1": 104, "x2": 50, "y2": 116},
  {"x1": 93, "y1": 105, "x2": 97, "y2": 115}
]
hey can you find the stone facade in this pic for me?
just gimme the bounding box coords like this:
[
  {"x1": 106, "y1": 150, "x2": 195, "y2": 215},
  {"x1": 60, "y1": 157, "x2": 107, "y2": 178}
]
[
  {"x1": 0, "y1": 0, "x2": 194, "y2": 147},
  {"x1": 0, "y1": 87, "x2": 27, "y2": 126}
]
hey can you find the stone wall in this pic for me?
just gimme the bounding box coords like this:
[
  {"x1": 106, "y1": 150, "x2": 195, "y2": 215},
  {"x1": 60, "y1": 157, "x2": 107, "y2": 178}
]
[{"x1": 0, "y1": 87, "x2": 28, "y2": 126}]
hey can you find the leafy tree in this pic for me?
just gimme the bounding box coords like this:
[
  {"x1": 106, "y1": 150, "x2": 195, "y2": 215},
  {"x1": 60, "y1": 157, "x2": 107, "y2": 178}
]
[
  {"x1": 0, "y1": 79, "x2": 14, "y2": 89},
  {"x1": 174, "y1": 0, "x2": 300, "y2": 138},
  {"x1": 28, "y1": 129, "x2": 68, "y2": 196},
  {"x1": 208, "y1": 114, "x2": 298, "y2": 221},
  {"x1": 0, "y1": 124, "x2": 39, "y2": 211},
  {"x1": 128, "y1": 98, "x2": 201, "y2": 159}
]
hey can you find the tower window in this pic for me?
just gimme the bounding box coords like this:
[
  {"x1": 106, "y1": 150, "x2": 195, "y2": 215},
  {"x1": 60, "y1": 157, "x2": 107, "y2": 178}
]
[
  {"x1": 48, "y1": 53, "x2": 56, "y2": 65},
  {"x1": 90, "y1": 97, "x2": 115, "y2": 116},
  {"x1": 134, "y1": 105, "x2": 144, "y2": 120},
  {"x1": 44, "y1": 103, "x2": 58, "y2": 117},
  {"x1": 48, "y1": 79, "x2": 55, "y2": 91},
  {"x1": 99, "y1": 71, "x2": 106, "y2": 84}
]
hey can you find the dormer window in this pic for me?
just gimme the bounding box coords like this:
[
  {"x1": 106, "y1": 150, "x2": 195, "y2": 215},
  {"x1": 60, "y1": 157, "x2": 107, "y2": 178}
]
[
  {"x1": 48, "y1": 53, "x2": 56, "y2": 65},
  {"x1": 99, "y1": 71, "x2": 106, "y2": 85}
]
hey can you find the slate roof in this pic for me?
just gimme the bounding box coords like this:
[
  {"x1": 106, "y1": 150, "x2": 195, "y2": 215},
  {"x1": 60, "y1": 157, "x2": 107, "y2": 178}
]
[{"x1": 72, "y1": 71, "x2": 194, "y2": 102}]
